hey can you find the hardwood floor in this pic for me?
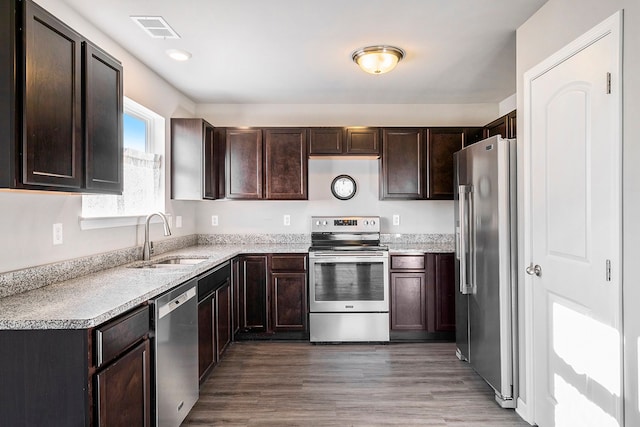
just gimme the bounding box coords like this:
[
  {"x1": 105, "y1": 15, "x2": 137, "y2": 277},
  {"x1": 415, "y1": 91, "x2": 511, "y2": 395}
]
[{"x1": 183, "y1": 341, "x2": 529, "y2": 426}]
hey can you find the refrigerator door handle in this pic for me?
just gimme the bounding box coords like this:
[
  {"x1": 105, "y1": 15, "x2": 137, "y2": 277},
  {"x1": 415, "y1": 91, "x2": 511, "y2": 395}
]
[{"x1": 458, "y1": 185, "x2": 473, "y2": 294}]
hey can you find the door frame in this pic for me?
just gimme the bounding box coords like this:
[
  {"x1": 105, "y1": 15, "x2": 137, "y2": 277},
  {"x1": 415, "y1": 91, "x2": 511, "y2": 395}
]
[{"x1": 520, "y1": 10, "x2": 623, "y2": 425}]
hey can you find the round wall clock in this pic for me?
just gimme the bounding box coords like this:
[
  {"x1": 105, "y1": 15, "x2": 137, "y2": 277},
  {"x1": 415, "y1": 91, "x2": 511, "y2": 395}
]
[{"x1": 331, "y1": 175, "x2": 357, "y2": 200}]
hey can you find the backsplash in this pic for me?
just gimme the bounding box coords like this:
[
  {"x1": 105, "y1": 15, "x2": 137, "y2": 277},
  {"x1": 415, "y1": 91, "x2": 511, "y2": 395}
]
[
  {"x1": 0, "y1": 233, "x2": 453, "y2": 299},
  {"x1": 0, "y1": 235, "x2": 197, "y2": 298}
]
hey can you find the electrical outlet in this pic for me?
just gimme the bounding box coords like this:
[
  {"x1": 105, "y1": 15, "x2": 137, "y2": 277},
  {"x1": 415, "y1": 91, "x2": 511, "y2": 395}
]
[
  {"x1": 176, "y1": 216, "x2": 183, "y2": 228},
  {"x1": 283, "y1": 214, "x2": 291, "y2": 226},
  {"x1": 53, "y1": 223, "x2": 63, "y2": 245},
  {"x1": 393, "y1": 214, "x2": 400, "y2": 226},
  {"x1": 211, "y1": 215, "x2": 218, "y2": 226}
]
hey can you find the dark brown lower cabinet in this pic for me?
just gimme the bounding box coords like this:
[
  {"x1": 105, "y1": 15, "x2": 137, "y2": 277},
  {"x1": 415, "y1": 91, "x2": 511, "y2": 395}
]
[
  {"x1": 198, "y1": 292, "x2": 216, "y2": 382},
  {"x1": 95, "y1": 340, "x2": 150, "y2": 427},
  {"x1": 390, "y1": 253, "x2": 455, "y2": 341},
  {"x1": 216, "y1": 281, "x2": 232, "y2": 359},
  {"x1": 197, "y1": 262, "x2": 232, "y2": 384},
  {"x1": 431, "y1": 253, "x2": 456, "y2": 332},
  {"x1": 234, "y1": 254, "x2": 308, "y2": 339},
  {"x1": 0, "y1": 304, "x2": 151, "y2": 426}
]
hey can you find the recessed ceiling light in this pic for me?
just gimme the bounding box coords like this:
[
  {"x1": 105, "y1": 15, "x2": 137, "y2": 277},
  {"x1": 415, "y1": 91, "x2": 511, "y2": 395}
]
[
  {"x1": 166, "y1": 49, "x2": 192, "y2": 61},
  {"x1": 130, "y1": 16, "x2": 180, "y2": 39}
]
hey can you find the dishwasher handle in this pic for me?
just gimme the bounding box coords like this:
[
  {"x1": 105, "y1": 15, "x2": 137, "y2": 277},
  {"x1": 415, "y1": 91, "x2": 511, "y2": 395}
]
[{"x1": 158, "y1": 286, "x2": 196, "y2": 320}]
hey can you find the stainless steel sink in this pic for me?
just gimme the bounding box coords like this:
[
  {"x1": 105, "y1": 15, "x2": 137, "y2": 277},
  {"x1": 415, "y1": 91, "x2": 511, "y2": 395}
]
[
  {"x1": 128, "y1": 256, "x2": 208, "y2": 269},
  {"x1": 155, "y1": 258, "x2": 206, "y2": 265}
]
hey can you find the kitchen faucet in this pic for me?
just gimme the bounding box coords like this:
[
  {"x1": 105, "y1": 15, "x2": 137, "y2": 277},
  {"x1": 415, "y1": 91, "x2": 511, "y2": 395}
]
[{"x1": 143, "y1": 212, "x2": 172, "y2": 260}]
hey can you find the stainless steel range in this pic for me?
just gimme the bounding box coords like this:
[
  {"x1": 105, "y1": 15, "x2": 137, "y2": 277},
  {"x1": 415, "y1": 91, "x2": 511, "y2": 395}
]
[{"x1": 308, "y1": 216, "x2": 389, "y2": 342}]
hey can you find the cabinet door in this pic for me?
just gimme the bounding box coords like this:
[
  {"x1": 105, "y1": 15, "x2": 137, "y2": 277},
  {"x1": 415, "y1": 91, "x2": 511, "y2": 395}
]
[
  {"x1": 23, "y1": 1, "x2": 83, "y2": 189},
  {"x1": 270, "y1": 272, "x2": 307, "y2": 332},
  {"x1": 463, "y1": 127, "x2": 486, "y2": 147},
  {"x1": 215, "y1": 127, "x2": 226, "y2": 199},
  {"x1": 84, "y1": 42, "x2": 123, "y2": 194},
  {"x1": 426, "y1": 128, "x2": 464, "y2": 200},
  {"x1": 485, "y1": 115, "x2": 508, "y2": 139},
  {"x1": 507, "y1": 110, "x2": 517, "y2": 139},
  {"x1": 308, "y1": 128, "x2": 343, "y2": 155},
  {"x1": 238, "y1": 256, "x2": 268, "y2": 331},
  {"x1": 226, "y1": 128, "x2": 262, "y2": 199},
  {"x1": 232, "y1": 258, "x2": 241, "y2": 336},
  {"x1": 346, "y1": 127, "x2": 379, "y2": 155},
  {"x1": 216, "y1": 281, "x2": 231, "y2": 359},
  {"x1": 431, "y1": 253, "x2": 456, "y2": 332},
  {"x1": 95, "y1": 340, "x2": 150, "y2": 427},
  {"x1": 390, "y1": 272, "x2": 427, "y2": 331},
  {"x1": 203, "y1": 122, "x2": 217, "y2": 199},
  {"x1": 197, "y1": 293, "x2": 216, "y2": 383},
  {"x1": 380, "y1": 128, "x2": 426, "y2": 199},
  {"x1": 264, "y1": 128, "x2": 308, "y2": 200}
]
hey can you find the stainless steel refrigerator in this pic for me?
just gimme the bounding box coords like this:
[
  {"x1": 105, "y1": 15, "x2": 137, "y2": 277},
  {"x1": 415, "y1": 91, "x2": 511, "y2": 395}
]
[{"x1": 454, "y1": 135, "x2": 518, "y2": 408}]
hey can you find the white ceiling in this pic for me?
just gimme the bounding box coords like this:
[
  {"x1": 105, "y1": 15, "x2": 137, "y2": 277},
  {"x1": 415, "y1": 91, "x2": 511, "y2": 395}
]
[{"x1": 61, "y1": 0, "x2": 547, "y2": 104}]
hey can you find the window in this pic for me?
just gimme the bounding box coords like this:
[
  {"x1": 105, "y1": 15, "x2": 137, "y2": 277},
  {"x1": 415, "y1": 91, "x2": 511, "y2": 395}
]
[{"x1": 81, "y1": 98, "x2": 165, "y2": 226}]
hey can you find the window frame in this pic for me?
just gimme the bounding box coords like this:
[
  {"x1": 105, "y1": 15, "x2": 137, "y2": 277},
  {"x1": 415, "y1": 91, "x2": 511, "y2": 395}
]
[{"x1": 80, "y1": 97, "x2": 166, "y2": 230}]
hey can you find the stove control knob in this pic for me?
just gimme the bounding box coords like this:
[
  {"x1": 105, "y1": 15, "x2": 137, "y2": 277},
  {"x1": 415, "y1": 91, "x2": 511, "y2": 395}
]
[
  {"x1": 370, "y1": 220, "x2": 376, "y2": 226},
  {"x1": 363, "y1": 220, "x2": 369, "y2": 226},
  {"x1": 315, "y1": 220, "x2": 321, "y2": 226},
  {"x1": 322, "y1": 221, "x2": 328, "y2": 226}
]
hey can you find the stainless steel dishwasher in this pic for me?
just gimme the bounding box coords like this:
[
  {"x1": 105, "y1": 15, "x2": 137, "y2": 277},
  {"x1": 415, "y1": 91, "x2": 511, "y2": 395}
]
[{"x1": 152, "y1": 278, "x2": 199, "y2": 427}]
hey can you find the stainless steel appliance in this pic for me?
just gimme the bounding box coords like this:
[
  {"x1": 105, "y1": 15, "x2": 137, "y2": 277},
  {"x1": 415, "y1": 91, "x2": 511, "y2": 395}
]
[
  {"x1": 152, "y1": 279, "x2": 199, "y2": 426},
  {"x1": 454, "y1": 135, "x2": 518, "y2": 408},
  {"x1": 308, "y1": 216, "x2": 389, "y2": 342}
]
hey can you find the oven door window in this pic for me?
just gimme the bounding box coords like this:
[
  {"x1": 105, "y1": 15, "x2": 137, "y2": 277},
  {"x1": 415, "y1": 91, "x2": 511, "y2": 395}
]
[{"x1": 314, "y1": 262, "x2": 385, "y2": 301}]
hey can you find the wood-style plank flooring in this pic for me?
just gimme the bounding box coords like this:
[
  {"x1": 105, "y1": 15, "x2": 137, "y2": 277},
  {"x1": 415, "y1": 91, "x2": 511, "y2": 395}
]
[{"x1": 182, "y1": 341, "x2": 529, "y2": 426}]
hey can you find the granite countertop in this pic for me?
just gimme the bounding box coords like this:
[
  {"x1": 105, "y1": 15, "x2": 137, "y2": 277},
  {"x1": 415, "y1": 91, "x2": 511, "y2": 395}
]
[{"x1": 0, "y1": 241, "x2": 454, "y2": 331}]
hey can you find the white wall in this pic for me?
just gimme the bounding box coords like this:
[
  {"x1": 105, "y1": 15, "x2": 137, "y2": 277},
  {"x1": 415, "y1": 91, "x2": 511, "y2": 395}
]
[
  {"x1": 0, "y1": 0, "x2": 198, "y2": 273},
  {"x1": 516, "y1": 0, "x2": 640, "y2": 424},
  {"x1": 196, "y1": 158, "x2": 454, "y2": 235}
]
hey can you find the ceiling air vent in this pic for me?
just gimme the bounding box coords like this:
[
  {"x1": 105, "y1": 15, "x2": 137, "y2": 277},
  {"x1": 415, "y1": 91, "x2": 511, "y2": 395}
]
[{"x1": 130, "y1": 16, "x2": 180, "y2": 39}]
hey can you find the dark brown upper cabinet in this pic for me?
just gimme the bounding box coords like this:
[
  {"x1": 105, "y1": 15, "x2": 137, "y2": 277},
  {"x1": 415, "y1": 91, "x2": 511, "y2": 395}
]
[
  {"x1": 485, "y1": 110, "x2": 516, "y2": 139},
  {"x1": 264, "y1": 128, "x2": 308, "y2": 200},
  {"x1": 84, "y1": 43, "x2": 123, "y2": 193},
  {"x1": 309, "y1": 127, "x2": 379, "y2": 157},
  {"x1": 0, "y1": 0, "x2": 123, "y2": 193},
  {"x1": 380, "y1": 128, "x2": 426, "y2": 200},
  {"x1": 226, "y1": 127, "x2": 308, "y2": 200},
  {"x1": 226, "y1": 128, "x2": 263, "y2": 199},
  {"x1": 308, "y1": 127, "x2": 343, "y2": 155},
  {"x1": 427, "y1": 128, "x2": 465, "y2": 200},
  {"x1": 345, "y1": 127, "x2": 380, "y2": 155},
  {"x1": 171, "y1": 118, "x2": 224, "y2": 200},
  {"x1": 463, "y1": 127, "x2": 486, "y2": 147}
]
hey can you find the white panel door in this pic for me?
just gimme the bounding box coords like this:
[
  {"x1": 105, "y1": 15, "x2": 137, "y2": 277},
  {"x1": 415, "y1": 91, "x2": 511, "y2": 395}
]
[{"x1": 528, "y1": 18, "x2": 622, "y2": 427}]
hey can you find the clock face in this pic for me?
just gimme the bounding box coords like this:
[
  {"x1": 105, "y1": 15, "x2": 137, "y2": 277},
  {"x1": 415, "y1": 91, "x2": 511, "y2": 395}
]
[{"x1": 331, "y1": 175, "x2": 356, "y2": 200}]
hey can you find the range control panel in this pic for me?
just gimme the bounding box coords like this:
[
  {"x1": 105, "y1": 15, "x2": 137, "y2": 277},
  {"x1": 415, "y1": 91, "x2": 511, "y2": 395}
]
[{"x1": 311, "y1": 216, "x2": 380, "y2": 232}]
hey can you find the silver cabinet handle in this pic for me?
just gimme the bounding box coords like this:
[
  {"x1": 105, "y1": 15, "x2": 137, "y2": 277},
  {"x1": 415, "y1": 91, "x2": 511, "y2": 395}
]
[{"x1": 526, "y1": 263, "x2": 542, "y2": 277}]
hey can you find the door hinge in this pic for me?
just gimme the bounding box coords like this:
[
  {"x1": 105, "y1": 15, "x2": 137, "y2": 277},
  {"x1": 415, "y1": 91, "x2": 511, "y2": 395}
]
[
  {"x1": 606, "y1": 72, "x2": 612, "y2": 94},
  {"x1": 606, "y1": 259, "x2": 612, "y2": 281}
]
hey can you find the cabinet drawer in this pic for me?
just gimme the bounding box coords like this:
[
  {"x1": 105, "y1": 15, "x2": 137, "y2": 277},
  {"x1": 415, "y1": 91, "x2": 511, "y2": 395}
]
[
  {"x1": 198, "y1": 261, "x2": 231, "y2": 301},
  {"x1": 95, "y1": 305, "x2": 150, "y2": 368},
  {"x1": 391, "y1": 255, "x2": 425, "y2": 270},
  {"x1": 271, "y1": 254, "x2": 307, "y2": 272}
]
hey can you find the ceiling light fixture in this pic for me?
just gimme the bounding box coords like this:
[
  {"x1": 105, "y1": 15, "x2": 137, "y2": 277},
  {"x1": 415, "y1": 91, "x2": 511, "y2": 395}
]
[
  {"x1": 352, "y1": 45, "x2": 405, "y2": 75},
  {"x1": 166, "y1": 49, "x2": 192, "y2": 61}
]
